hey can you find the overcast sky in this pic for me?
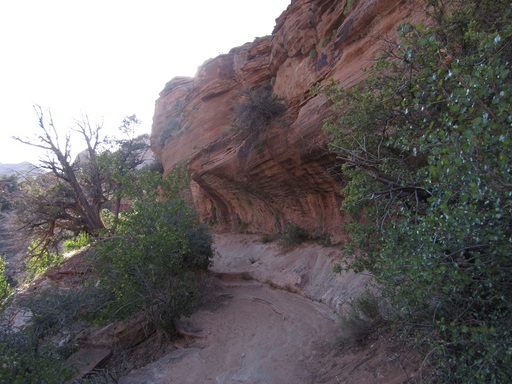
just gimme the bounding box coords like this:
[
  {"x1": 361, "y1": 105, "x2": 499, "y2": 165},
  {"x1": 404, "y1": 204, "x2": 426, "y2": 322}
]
[{"x1": 0, "y1": 0, "x2": 290, "y2": 164}]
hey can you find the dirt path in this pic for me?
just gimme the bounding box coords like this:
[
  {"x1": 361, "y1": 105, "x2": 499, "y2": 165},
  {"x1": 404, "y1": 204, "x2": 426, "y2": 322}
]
[
  {"x1": 120, "y1": 274, "x2": 338, "y2": 384},
  {"x1": 118, "y1": 235, "x2": 419, "y2": 384}
]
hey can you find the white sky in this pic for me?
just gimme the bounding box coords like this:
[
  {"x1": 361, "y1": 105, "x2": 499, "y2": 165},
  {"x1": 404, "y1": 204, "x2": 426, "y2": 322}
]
[{"x1": 0, "y1": 0, "x2": 290, "y2": 164}]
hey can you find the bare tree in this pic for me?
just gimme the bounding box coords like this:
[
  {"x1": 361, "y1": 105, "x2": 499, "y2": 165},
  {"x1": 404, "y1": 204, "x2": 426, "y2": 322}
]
[
  {"x1": 14, "y1": 106, "x2": 106, "y2": 237},
  {"x1": 11, "y1": 108, "x2": 151, "y2": 253},
  {"x1": 13, "y1": 106, "x2": 152, "y2": 255}
]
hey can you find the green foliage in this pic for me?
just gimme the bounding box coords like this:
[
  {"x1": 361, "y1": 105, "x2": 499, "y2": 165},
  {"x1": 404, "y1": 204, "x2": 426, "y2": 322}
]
[
  {"x1": 338, "y1": 292, "x2": 387, "y2": 348},
  {"x1": 100, "y1": 208, "x2": 116, "y2": 231},
  {"x1": 323, "y1": 0, "x2": 512, "y2": 381},
  {"x1": 157, "y1": 101, "x2": 189, "y2": 147},
  {"x1": 15, "y1": 174, "x2": 77, "y2": 249},
  {"x1": 0, "y1": 174, "x2": 19, "y2": 212},
  {"x1": 0, "y1": 330, "x2": 74, "y2": 384},
  {"x1": 231, "y1": 83, "x2": 287, "y2": 134},
  {"x1": 21, "y1": 284, "x2": 107, "y2": 337},
  {"x1": 0, "y1": 266, "x2": 113, "y2": 383},
  {"x1": 260, "y1": 234, "x2": 275, "y2": 244},
  {"x1": 0, "y1": 286, "x2": 95, "y2": 383},
  {"x1": 62, "y1": 231, "x2": 91, "y2": 252},
  {"x1": 94, "y1": 167, "x2": 213, "y2": 334},
  {"x1": 319, "y1": 36, "x2": 330, "y2": 48},
  {"x1": 0, "y1": 256, "x2": 12, "y2": 303},
  {"x1": 97, "y1": 118, "x2": 151, "y2": 221},
  {"x1": 25, "y1": 240, "x2": 63, "y2": 282},
  {"x1": 159, "y1": 117, "x2": 182, "y2": 146},
  {"x1": 13, "y1": 113, "x2": 150, "y2": 258},
  {"x1": 281, "y1": 224, "x2": 309, "y2": 245},
  {"x1": 343, "y1": 0, "x2": 354, "y2": 16}
]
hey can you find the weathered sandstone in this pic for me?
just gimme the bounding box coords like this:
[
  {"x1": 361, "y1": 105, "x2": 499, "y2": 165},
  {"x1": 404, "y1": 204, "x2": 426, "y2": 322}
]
[{"x1": 152, "y1": 0, "x2": 423, "y2": 242}]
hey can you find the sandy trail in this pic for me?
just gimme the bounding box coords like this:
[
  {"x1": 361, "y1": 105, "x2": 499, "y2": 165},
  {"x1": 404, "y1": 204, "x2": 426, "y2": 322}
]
[
  {"x1": 118, "y1": 235, "x2": 418, "y2": 384},
  {"x1": 120, "y1": 274, "x2": 338, "y2": 384}
]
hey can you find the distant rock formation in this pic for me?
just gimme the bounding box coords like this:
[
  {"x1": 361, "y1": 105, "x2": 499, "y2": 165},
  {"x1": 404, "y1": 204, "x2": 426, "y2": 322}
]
[
  {"x1": 152, "y1": 0, "x2": 423, "y2": 242},
  {"x1": 0, "y1": 162, "x2": 40, "y2": 177}
]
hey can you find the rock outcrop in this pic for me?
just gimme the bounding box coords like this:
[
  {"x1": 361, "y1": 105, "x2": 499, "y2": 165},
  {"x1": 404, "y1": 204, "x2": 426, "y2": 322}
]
[{"x1": 152, "y1": 0, "x2": 423, "y2": 241}]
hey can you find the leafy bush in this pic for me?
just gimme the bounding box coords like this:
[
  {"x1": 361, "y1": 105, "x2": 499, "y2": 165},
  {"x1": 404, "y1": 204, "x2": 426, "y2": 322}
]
[
  {"x1": 0, "y1": 286, "x2": 96, "y2": 384},
  {"x1": 63, "y1": 231, "x2": 91, "y2": 252},
  {"x1": 94, "y1": 169, "x2": 213, "y2": 334},
  {"x1": 0, "y1": 330, "x2": 74, "y2": 384},
  {"x1": 159, "y1": 116, "x2": 182, "y2": 146},
  {"x1": 0, "y1": 174, "x2": 19, "y2": 212},
  {"x1": 25, "y1": 240, "x2": 63, "y2": 282},
  {"x1": 0, "y1": 256, "x2": 11, "y2": 303},
  {"x1": 18, "y1": 283, "x2": 109, "y2": 338},
  {"x1": 338, "y1": 292, "x2": 387, "y2": 348},
  {"x1": 231, "y1": 83, "x2": 286, "y2": 134},
  {"x1": 260, "y1": 234, "x2": 275, "y2": 244},
  {"x1": 322, "y1": 0, "x2": 512, "y2": 381},
  {"x1": 281, "y1": 224, "x2": 309, "y2": 245},
  {"x1": 0, "y1": 260, "x2": 111, "y2": 383}
]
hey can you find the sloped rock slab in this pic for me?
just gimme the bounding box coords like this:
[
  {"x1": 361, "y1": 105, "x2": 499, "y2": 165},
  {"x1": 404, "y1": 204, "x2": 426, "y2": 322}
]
[
  {"x1": 81, "y1": 314, "x2": 155, "y2": 349},
  {"x1": 67, "y1": 347, "x2": 112, "y2": 380}
]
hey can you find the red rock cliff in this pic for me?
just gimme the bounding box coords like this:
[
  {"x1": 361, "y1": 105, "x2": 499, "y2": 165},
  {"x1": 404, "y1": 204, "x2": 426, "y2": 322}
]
[{"x1": 152, "y1": 0, "x2": 423, "y2": 242}]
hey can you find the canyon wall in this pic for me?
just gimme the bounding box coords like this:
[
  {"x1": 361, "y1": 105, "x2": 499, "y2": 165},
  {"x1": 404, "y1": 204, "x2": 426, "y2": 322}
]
[{"x1": 152, "y1": 0, "x2": 423, "y2": 242}]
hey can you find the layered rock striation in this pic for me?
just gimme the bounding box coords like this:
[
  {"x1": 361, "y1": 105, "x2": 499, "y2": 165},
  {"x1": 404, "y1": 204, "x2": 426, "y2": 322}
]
[{"x1": 152, "y1": 0, "x2": 423, "y2": 241}]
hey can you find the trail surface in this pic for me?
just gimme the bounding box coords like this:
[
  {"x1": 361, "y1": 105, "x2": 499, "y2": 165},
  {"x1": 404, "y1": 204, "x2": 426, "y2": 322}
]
[
  {"x1": 121, "y1": 274, "x2": 337, "y2": 384},
  {"x1": 119, "y1": 235, "x2": 419, "y2": 384}
]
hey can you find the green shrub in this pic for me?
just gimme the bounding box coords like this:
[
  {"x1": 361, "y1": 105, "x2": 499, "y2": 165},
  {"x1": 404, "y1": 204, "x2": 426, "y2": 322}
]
[
  {"x1": 94, "y1": 169, "x2": 213, "y2": 334},
  {"x1": 343, "y1": 0, "x2": 354, "y2": 16},
  {"x1": 63, "y1": 232, "x2": 91, "y2": 252},
  {"x1": 231, "y1": 83, "x2": 286, "y2": 134},
  {"x1": 0, "y1": 256, "x2": 122, "y2": 383},
  {"x1": 159, "y1": 116, "x2": 182, "y2": 146},
  {"x1": 0, "y1": 330, "x2": 74, "y2": 384},
  {"x1": 281, "y1": 225, "x2": 309, "y2": 245},
  {"x1": 1, "y1": 286, "x2": 91, "y2": 383},
  {"x1": 260, "y1": 234, "x2": 274, "y2": 244},
  {"x1": 25, "y1": 241, "x2": 63, "y2": 282},
  {"x1": 18, "y1": 283, "x2": 109, "y2": 337},
  {"x1": 319, "y1": 36, "x2": 330, "y2": 47},
  {"x1": 0, "y1": 174, "x2": 19, "y2": 212},
  {"x1": 323, "y1": 0, "x2": 512, "y2": 381},
  {"x1": 338, "y1": 292, "x2": 387, "y2": 348},
  {"x1": 0, "y1": 256, "x2": 11, "y2": 303}
]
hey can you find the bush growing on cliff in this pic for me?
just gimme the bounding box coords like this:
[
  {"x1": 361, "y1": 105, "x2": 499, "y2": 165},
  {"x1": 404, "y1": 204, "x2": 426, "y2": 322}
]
[
  {"x1": 159, "y1": 116, "x2": 182, "y2": 146},
  {"x1": 281, "y1": 224, "x2": 309, "y2": 245},
  {"x1": 231, "y1": 83, "x2": 286, "y2": 134},
  {"x1": 323, "y1": 0, "x2": 512, "y2": 381}
]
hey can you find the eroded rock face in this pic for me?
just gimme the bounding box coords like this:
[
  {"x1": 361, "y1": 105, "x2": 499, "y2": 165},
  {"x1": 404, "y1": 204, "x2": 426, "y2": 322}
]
[{"x1": 152, "y1": 0, "x2": 423, "y2": 241}]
